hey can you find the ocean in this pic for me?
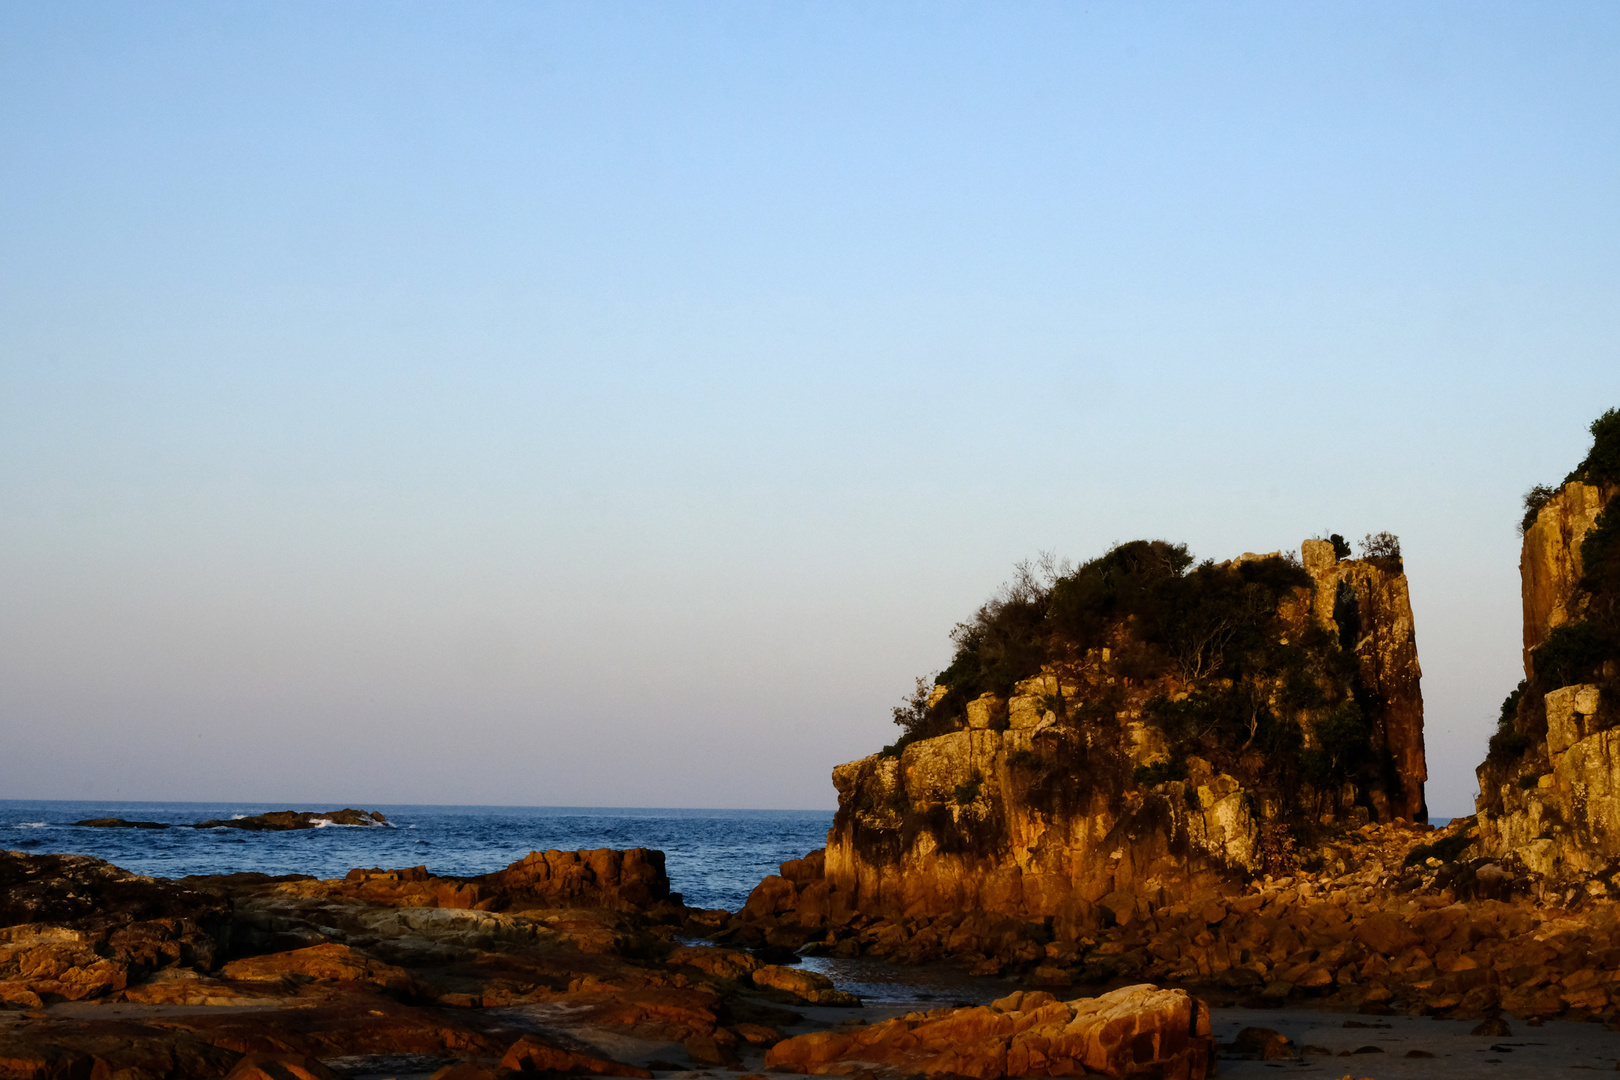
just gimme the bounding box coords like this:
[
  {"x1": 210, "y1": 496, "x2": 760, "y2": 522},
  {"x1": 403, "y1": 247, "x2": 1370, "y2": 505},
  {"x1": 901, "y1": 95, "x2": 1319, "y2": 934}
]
[{"x1": 0, "y1": 801, "x2": 834, "y2": 913}]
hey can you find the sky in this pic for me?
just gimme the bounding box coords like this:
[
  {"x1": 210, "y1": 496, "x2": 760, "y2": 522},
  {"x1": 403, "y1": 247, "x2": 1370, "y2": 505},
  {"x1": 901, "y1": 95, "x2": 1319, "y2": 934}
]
[{"x1": 2, "y1": 2, "x2": 1617, "y2": 815}]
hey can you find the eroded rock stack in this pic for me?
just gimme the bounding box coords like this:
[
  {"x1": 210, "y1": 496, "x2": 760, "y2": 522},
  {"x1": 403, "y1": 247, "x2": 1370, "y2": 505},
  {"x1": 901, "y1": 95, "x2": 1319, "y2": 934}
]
[
  {"x1": 1476, "y1": 413, "x2": 1620, "y2": 883},
  {"x1": 742, "y1": 536, "x2": 1426, "y2": 946}
]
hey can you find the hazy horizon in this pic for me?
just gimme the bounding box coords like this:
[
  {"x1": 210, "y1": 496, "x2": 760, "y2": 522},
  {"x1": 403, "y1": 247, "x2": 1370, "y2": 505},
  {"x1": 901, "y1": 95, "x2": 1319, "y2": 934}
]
[{"x1": 4, "y1": 3, "x2": 1620, "y2": 815}]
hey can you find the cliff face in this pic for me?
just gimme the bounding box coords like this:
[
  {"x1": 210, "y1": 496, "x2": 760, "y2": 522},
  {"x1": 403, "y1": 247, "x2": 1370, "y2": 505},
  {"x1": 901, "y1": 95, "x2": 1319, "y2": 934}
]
[
  {"x1": 1477, "y1": 478, "x2": 1620, "y2": 879},
  {"x1": 1300, "y1": 541, "x2": 1427, "y2": 821},
  {"x1": 793, "y1": 539, "x2": 1426, "y2": 933},
  {"x1": 822, "y1": 719, "x2": 1254, "y2": 934},
  {"x1": 1522, "y1": 481, "x2": 1609, "y2": 674}
]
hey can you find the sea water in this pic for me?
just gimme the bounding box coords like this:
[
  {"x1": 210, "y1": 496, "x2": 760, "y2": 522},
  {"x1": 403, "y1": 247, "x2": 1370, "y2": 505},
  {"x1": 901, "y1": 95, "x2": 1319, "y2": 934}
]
[{"x1": 0, "y1": 801, "x2": 833, "y2": 912}]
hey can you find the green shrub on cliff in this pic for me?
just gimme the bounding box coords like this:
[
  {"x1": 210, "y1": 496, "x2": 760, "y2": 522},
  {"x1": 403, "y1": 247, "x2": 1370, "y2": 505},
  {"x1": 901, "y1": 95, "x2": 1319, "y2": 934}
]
[
  {"x1": 1357, "y1": 531, "x2": 1402, "y2": 572},
  {"x1": 1485, "y1": 680, "x2": 1531, "y2": 765},
  {"x1": 888, "y1": 538, "x2": 1389, "y2": 821},
  {"x1": 929, "y1": 541, "x2": 1311, "y2": 708},
  {"x1": 1532, "y1": 621, "x2": 1610, "y2": 691},
  {"x1": 1566, "y1": 407, "x2": 1620, "y2": 487},
  {"x1": 1300, "y1": 701, "x2": 1372, "y2": 787},
  {"x1": 1521, "y1": 484, "x2": 1558, "y2": 534},
  {"x1": 1581, "y1": 502, "x2": 1620, "y2": 643}
]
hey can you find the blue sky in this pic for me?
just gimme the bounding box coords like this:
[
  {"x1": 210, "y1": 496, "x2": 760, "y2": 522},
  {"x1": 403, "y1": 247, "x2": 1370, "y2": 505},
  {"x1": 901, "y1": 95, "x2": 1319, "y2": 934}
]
[{"x1": 2, "y1": 2, "x2": 1617, "y2": 813}]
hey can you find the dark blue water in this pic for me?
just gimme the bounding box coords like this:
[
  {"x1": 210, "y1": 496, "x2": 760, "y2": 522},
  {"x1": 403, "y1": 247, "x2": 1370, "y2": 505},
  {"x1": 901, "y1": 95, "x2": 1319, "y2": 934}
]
[{"x1": 0, "y1": 801, "x2": 833, "y2": 912}]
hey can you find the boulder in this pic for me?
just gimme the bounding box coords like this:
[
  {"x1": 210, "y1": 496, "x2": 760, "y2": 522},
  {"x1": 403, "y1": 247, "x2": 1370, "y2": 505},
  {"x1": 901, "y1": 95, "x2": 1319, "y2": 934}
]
[
  {"x1": 765, "y1": 984, "x2": 1212, "y2": 1079},
  {"x1": 499, "y1": 1034, "x2": 652, "y2": 1077},
  {"x1": 224, "y1": 1054, "x2": 344, "y2": 1080},
  {"x1": 218, "y1": 942, "x2": 416, "y2": 994},
  {"x1": 751, "y1": 964, "x2": 860, "y2": 1006},
  {"x1": 484, "y1": 848, "x2": 672, "y2": 910}
]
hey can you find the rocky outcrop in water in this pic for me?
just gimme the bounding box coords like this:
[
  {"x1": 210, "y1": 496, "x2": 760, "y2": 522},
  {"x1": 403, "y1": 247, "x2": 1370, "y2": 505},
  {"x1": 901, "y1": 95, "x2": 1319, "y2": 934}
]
[{"x1": 73, "y1": 809, "x2": 391, "y2": 831}]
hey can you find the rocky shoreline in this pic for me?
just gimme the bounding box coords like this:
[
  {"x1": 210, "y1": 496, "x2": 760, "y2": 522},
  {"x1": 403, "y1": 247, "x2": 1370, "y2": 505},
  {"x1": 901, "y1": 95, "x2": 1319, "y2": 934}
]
[
  {"x1": 6, "y1": 410, "x2": 1619, "y2": 1079},
  {"x1": 0, "y1": 841, "x2": 1219, "y2": 1080},
  {"x1": 6, "y1": 814, "x2": 1620, "y2": 1080},
  {"x1": 733, "y1": 815, "x2": 1620, "y2": 1023}
]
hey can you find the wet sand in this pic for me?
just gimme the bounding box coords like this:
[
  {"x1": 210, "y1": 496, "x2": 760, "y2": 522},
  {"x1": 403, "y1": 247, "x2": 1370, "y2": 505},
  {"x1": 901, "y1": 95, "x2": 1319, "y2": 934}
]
[{"x1": 1209, "y1": 1008, "x2": 1620, "y2": 1078}]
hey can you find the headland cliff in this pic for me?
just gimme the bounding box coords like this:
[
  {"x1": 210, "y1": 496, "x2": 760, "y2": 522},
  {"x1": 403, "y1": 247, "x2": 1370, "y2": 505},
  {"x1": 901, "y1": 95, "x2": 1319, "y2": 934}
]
[{"x1": 738, "y1": 532, "x2": 1427, "y2": 954}]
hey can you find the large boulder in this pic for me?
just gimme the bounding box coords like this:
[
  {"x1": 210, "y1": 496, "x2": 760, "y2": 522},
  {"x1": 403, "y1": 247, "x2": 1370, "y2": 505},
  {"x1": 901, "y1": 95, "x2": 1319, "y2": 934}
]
[{"x1": 764, "y1": 983, "x2": 1212, "y2": 1079}]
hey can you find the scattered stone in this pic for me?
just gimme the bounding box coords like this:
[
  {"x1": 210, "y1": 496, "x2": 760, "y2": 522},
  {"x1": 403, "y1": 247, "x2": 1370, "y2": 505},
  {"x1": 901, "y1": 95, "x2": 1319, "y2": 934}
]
[
  {"x1": 500, "y1": 1034, "x2": 652, "y2": 1077},
  {"x1": 1225, "y1": 1027, "x2": 1293, "y2": 1060}
]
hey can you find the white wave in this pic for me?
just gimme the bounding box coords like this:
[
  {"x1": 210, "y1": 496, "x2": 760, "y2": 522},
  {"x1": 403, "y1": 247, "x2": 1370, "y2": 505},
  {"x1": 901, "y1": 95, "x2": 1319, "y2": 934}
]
[{"x1": 17, "y1": 822, "x2": 49, "y2": 828}]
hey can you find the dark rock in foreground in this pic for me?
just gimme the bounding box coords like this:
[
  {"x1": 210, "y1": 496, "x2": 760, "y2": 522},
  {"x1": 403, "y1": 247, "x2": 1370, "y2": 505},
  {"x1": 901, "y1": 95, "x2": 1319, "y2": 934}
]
[{"x1": 0, "y1": 846, "x2": 808, "y2": 1080}]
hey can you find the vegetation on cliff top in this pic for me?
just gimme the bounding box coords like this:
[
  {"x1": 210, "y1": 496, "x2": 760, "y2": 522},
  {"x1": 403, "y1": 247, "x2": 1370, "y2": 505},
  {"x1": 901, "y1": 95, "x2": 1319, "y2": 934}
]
[
  {"x1": 926, "y1": 540, "x2": 1313, "y2": 708},
  {"x1": 886, "y1": 537, "x2": 1397, "y2": 817},
  {"x1": 1565, "y1": 407, "x2": 1620, "y2": 488}
]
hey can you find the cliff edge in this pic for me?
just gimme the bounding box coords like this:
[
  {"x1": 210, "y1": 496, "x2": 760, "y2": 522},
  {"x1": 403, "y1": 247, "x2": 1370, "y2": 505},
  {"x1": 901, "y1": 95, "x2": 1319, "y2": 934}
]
[{"x1": 1476, "y1": 409, "x2": 1620, "y2": 882}]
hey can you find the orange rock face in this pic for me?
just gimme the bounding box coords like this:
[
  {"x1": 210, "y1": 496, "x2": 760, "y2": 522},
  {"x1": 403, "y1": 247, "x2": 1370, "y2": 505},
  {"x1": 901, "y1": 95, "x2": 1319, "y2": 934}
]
[
  {"x1": 1476, "y1": 476, "x2": 1620, "y2": 879},
  {"x1": 218, "y1": 942, "x2": 417, "y2": 994},
  {"x1": 1302, "y1": 549, "x2": 1427, "y2": 821},
  {"x1": 1520, "y1": 481, "x2": 1611, "y2": 673},
  {"x1": 757, "y1": 540, "x2": 1428, "y2": 945},
  {"x1": 765, "y1": 984, "x2": 1212, "y2": 1080}
]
